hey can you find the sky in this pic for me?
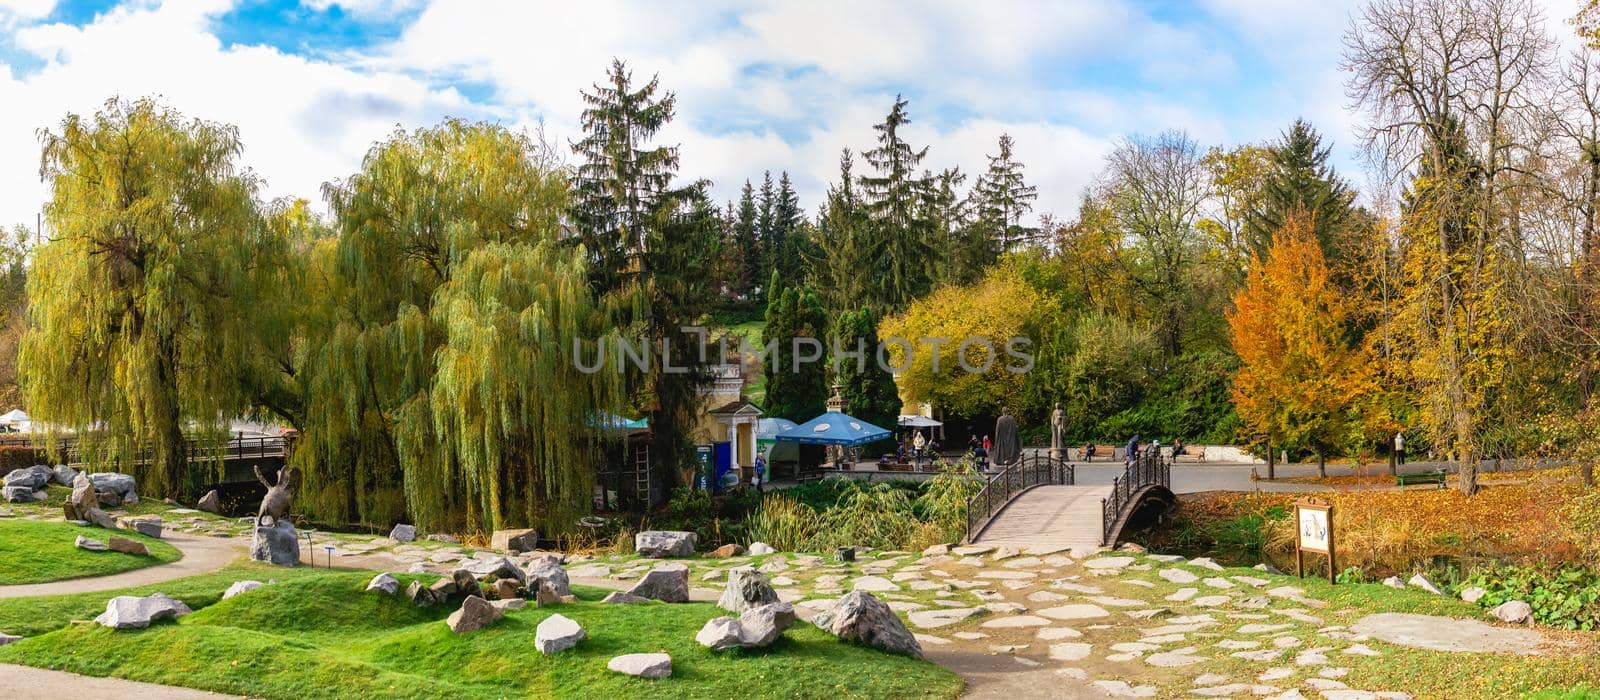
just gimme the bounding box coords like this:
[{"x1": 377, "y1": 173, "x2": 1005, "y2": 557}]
[{"x1": 0, "y1": 0, "x2": 1586, "y2": 231}]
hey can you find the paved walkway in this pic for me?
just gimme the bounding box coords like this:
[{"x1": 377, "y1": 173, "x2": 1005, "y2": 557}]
[
  {"x1": 0, "y1": 663, "x2": 236, "y2": 699},
  {"x1": 972, "y1": 485, "x2": 1110, "y2": 552},
  {"x1": 0, "y1": 531, "x2": 242, "y2": 599}
]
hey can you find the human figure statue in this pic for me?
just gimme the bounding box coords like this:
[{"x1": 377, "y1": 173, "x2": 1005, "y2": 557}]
[
  {"x1": 993, "y1": 409, "x2": 1021, "y2": 466},
  {"x1": 255, "y1": 465, "x2": 295, "y2": 527},
  {"x1": 1050, "y1": 403, "x2": 1066, "y2": 461}
]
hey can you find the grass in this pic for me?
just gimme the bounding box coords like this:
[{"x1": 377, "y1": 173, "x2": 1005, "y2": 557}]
[
  {"x1": 0, "y1": 568, "x2": 962, "y2": 699},
  {"x1": 0, "y1": 519, "x2": 180, "y2": 585}
]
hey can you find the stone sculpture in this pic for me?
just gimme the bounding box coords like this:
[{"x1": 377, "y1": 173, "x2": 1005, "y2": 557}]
[
  {"x1": 254, "y1": 465, "x2": 295, "y2": 527},
  {"x1": 1050, "y1": 402, "x2": 1066, "y2": 460},
  {"x1": 992, "y1": 408, "x2": 1021, "y2": 467}
]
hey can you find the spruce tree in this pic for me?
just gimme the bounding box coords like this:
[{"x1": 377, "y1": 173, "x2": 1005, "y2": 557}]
[
  {"x1": 570, "y1": 58, "x2": 680, "y2": 292},
  {"x1": 570, "y1": 59, "x2": 717, "y2": 495},
  {"x1": 762, "y1": 271, "x2": 828, "y2": 422},
  {"x1": 733, "y1": 181, "x2": 760, "y2": 299},
  {"x1": 972, "y1": 133, "x2": 1039, "y2": 254},
  {"x1": 1244, "y1": 119, "x2": 1355, "y2": 262},
  {"x1": 859, "y1": 96, "x2": 936, "y2": 311},
  {"x1": 771, "y1": 172, "x2": 804, "y2": 281}
]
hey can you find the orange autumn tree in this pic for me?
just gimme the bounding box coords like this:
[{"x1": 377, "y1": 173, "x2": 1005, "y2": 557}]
[{"x1": 1228, "y1": 214, "x2": 1370, "y2": 475}]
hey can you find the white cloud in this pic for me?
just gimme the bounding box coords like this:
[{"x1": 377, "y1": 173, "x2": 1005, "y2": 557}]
[{"x1": 0, "y1": 0, "x2": 1455, "y2": 231}]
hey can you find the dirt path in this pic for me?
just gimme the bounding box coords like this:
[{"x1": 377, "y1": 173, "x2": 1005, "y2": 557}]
[{"x1": 0, "y1": 531, "x2": 243, "y2": 599}]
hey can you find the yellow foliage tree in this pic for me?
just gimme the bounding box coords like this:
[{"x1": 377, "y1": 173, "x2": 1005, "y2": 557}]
[
  {"x1": 879, "y1": 257, "x2": 1046, "y2": 418},
  {"x1": 1228, "y1": 214, "x2": 1372, "y2": 474}
]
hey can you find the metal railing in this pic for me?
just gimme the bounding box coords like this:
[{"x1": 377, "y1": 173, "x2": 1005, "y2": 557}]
[
  {"x1": 1101, "y1": 449, "x2": 1169, "y2": 545},
  {"x1": 0, "y1": 433, "x2": 291, "y2": 468},
  {"x1": 965, "y1": 451, "x2": 1075, "y2": 542}
]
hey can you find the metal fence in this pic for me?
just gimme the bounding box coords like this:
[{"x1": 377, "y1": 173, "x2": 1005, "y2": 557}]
[
  {"x1": 964, "y1": 451, "x2": 1075, "y2": 542},
  {"x1": 1101, "y1": 449, "x2": 1169, "y2": 545}
]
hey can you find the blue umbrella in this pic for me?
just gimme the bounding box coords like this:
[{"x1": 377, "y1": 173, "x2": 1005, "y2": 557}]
[
  {"x1": 756, "y1": 418, "x2": 799, "y2": 440},
  {"x1": 775, "y1": 410, "x2": 891, "y2": 447}
]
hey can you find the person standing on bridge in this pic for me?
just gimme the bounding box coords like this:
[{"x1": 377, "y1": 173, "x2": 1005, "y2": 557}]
[{"x1": 1125, "y1": 434, "x2": 1140, "y2": 465}]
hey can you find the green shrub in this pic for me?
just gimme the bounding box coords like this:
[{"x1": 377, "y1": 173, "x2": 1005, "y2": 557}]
[
  {"x1": 742, "y1": 494, "x2": 821, "y2": 552},
  {"x1": 1459, "y1": 564, "x2": 1600, "y2": 630}
]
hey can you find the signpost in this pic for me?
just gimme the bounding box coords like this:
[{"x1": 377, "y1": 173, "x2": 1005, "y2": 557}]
[
  {"x1": 694, "y1": 445, "x2": 714, "y2": 491},
  {"x1": 1294, "y1": 500, "x2": 1335, "y2": 584}
]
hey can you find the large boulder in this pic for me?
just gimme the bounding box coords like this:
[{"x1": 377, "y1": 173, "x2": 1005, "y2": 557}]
[
  {"x1": 3, "y1": 465, "x2": 51, "y2": 490},
  {"x1": 748, "y1": 541, "x2": 775, "y2": 555},
  {"x1": 452, "y1": 569, "x2": 483, "y2": 600},
  {"x1": 708, "y1": 543, "x2": 745, "y2": 558},
  {"x1": 406, "y1": 580, "x2": 436, "y2": 607},
  {"x1": 107, "y1": 536, "x2": 149, "y2": 556},
  {"x1": 607, "y1": 653, "x2": 672, "y2": 679},
  {"x1": 626, "y1": 563, "x2": 689, "y2": 603},
  {"x1": 718, "y1": 567, "x2": 779, "y2": 614},
  {"x1": 118, "y1": 516, "x2": 163, "y2": 539},
  {"x1": 2, "y1": 486, "x2": 32, "y2": 503},
  {"x1": 249, "y1": 520, "x2": 300, "y2": 567},
  {"x1": 696, "y1": 601, "x2": 796, "y2": 651},
  {"x1": 196, "y1": 489, "x2": 222, "y2": 514},
  {"x1": 635, "y1": 530, "x2": 697, "y2": 558},
  {"x1": 1491, "y1": 600, "x2": 1533, "y2": 624},
  {"x1": 446, "y1": 595, "x2": 503, "y2": 634},
  {"x1": 366, "y1": 573, "x2": 400, "y2": 596},
  {"x1": 464, "y1": 556, "x2": 527, "y2": 586},
  {"x1": 65, "y1": 474, "x2": 98, "y2": 521},
  {"x1": 51, "y1": 464, "x2": 78, "y2": 486},
  {"x1": 94, "y1": 593, "x2": 192, "y2": 629},
  {"x1": 812, "y1": 591, "x2": 922, "y2": 658},
  {"x1": 490, "y1": 528, "x2": 538, "y2": 553},
  {"x1": 492, "y1": 578, "x2": 522, "y2": 601},
  {"x1": 535, "y1": 613, "x2": 586, "y2": 654},
  {"x1": 389, "y1": 524, "x2": 417, "y2": 543},
  {"x1": 1460, "y1": 586, "x2": 1488, "y2": 604},
  {"x1": 87, "y1": 472, "x2": 137, "y2": 501},
  {"x1": 527, "y1": 558, "x2": 571, "y2": 597},
  {"x1": 223, "y1": 581, "x2": 264, "y2": 599}
]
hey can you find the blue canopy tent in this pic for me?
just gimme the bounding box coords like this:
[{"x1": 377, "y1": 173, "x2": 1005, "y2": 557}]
[
  {"x1": 775, "y1": 410, "x2": 891, "y2": 478},
  {"x1": 777, "y1": 411, "x2": 892, "y2": 446}
]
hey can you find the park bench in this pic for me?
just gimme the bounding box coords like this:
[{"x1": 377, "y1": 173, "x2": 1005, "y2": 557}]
[
  {"x1": 1395, "y1": 469, "x2": 1447, "y2": 491},
  {"x1": 1173, "y1": 445, "x2": 1205, "y2": 462},
  {"x1": 877, "y1": 454, "x2": 914, "y2": 472},
  {"x1": 1079, "y1": 445, "x2": 1116, "y2": 462}
]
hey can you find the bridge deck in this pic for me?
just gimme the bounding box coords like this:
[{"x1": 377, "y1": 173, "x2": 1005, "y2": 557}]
[{"x1": 972, "y1": 484, "x2": 1112, "y2": 551}]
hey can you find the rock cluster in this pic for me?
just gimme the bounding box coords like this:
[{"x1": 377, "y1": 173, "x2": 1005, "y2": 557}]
[{"x1": 696, "y1": 602, "x2": 796, "y2": 651}]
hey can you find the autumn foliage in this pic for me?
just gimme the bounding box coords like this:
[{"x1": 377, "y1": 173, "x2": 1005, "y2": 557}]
[{"x1": 1228, "y1": 215, "x2": 1375, "y2": 468}]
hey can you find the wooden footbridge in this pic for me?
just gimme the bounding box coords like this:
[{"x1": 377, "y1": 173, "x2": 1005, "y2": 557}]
[{"x1": 964, "y1": 451, "x2": 1176, "y2": 550}]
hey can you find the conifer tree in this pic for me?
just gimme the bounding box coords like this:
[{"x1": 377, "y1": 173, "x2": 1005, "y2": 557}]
[
  {"x1": 859, "y1": 96, "x2": 936, "y2": 311},
  {"x1": 762, "y1": 272, "x2": 829, "y2": 422},
  {"x1": 835, "y1": 306, "x2": 902, "y2": 441},
  {"x1": 1244, "y1": 120, "x2": 1355, "y2": 262},
  {"x1": 770, "y1": 172, "x2": 804, "y2": 281},
  {"x1": 733, "y1": 181, "x2": 760, "y2": 299},
  {"x1": 972, "y1": 133, "x2": 1039, "y2": 254}
]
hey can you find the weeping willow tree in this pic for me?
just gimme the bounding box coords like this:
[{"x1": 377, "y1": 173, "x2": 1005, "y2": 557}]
[
  {"x1": 20, "y1": 98, "x2": 266, "y2": 498},
  {"x1": 430, "y1": 241, "x2": 625, "y2": 531},
  {"x1": 295, "y1": 118, "x2": 618, "y2": 533}
]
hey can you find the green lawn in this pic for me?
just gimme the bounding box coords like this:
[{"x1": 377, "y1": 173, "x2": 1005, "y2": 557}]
[
  {"x1": 0, "y1": 569, "x2": 962, "y2": 699},
  {"x1": 0, "y1": 519, "x2": 180, "y2": 585}
]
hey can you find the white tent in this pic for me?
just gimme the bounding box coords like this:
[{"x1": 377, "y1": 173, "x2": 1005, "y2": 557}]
[
  {"x1": 897, "y1": 415, "x2": 942, "y2": 428},
  {"x1": 0, "y1": 409, "x2": 29, "y2": 432}
]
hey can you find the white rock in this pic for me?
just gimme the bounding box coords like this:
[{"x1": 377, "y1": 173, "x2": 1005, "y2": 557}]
[
  {"x1": 1407, "y1": 573, "x2": 1442, "y2": 595},
  {"x1": 1189, "y1": 557, "x2": 1225, "y2": 571},
  {"x1": 1490, "y1": 600, "x2": 1533, "y2": 624},
  {"x1": 748, "y1": 542, "x2": 775, "y2": 555},
  {"x1": 365, "y1": 573, "x2": 400, "y2": 595},
  {"x1": 223, "y1": 580, "x2": 264, "y2": 599},
  {"x1": 607, "y1": 652, "x2": 671, "y2": 678},
  {"x1": 852, "y1": 575, "x2": 900, "y2": 592},
  {"x1": 980, "y1": 615, "x2": 1051, "y2": 629},
  {"x1": 907, "y1": 607, "x2": 979, "y2": 629},
  {"x1": 94, "y1": 593, "x2": 192, "y2": 629},
  {"x1": 1459, "y1": 586, "x2": 1487, "y2": 604},
  {"x1": 1037, "y1": 604, "x2": 1111, "y2": 620},
  {"x1": 1380, "y1": 576, "x2": 1406, "y2": 589}
]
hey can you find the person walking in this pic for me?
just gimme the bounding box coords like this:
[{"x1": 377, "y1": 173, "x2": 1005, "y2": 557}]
[
  {"x1": 753, "y1": 454, "x2": 767, "y2": 494},
  {"x1": 1150, "y1": 438, "x2": 1162, "y2": 460},
  {"x1": 1394, "y1": 432, "x2": 1406, "y2": 466},
  {"x1": 983, "y1": 435, "x2": 993, "y2": 453},
  {"x1": 913, "y1": 430, "x2": 927, "y2": 466},
  {"x1": 1125, "y1": 434, "x2": 1140, "y2": 465}
]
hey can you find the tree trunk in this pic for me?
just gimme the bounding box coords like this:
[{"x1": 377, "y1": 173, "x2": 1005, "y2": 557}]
[{"x1": 1316, "y1": 450, "x2": 1326, "y2": 479}]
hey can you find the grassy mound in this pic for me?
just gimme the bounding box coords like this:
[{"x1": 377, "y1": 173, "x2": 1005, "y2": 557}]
[
  {"x1": 0, "y1": 519, "x2": 180, "y2": 585},
  {"x1": 0, "y1": 570, "x2": 962, "y2": 699}
]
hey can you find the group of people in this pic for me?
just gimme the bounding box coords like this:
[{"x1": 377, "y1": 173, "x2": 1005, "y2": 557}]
[
  {"x1": 1115, "y1": 434, "x2": 1185, "y2": 464},
  {"x1": 896, "y1": 430, "x2": 939, "y2": 465}
]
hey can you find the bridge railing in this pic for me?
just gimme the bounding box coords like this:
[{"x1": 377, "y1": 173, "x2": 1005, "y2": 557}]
[
  {"x1": 0, "y1": 433, "x2": 291, "y2": 468},
  {"x1": 1101, "y1": 449, "x2": 1169, "y2": 545},
  {"x1": 965, "y1": 451, "x2": 1075, "y2": 542}
]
